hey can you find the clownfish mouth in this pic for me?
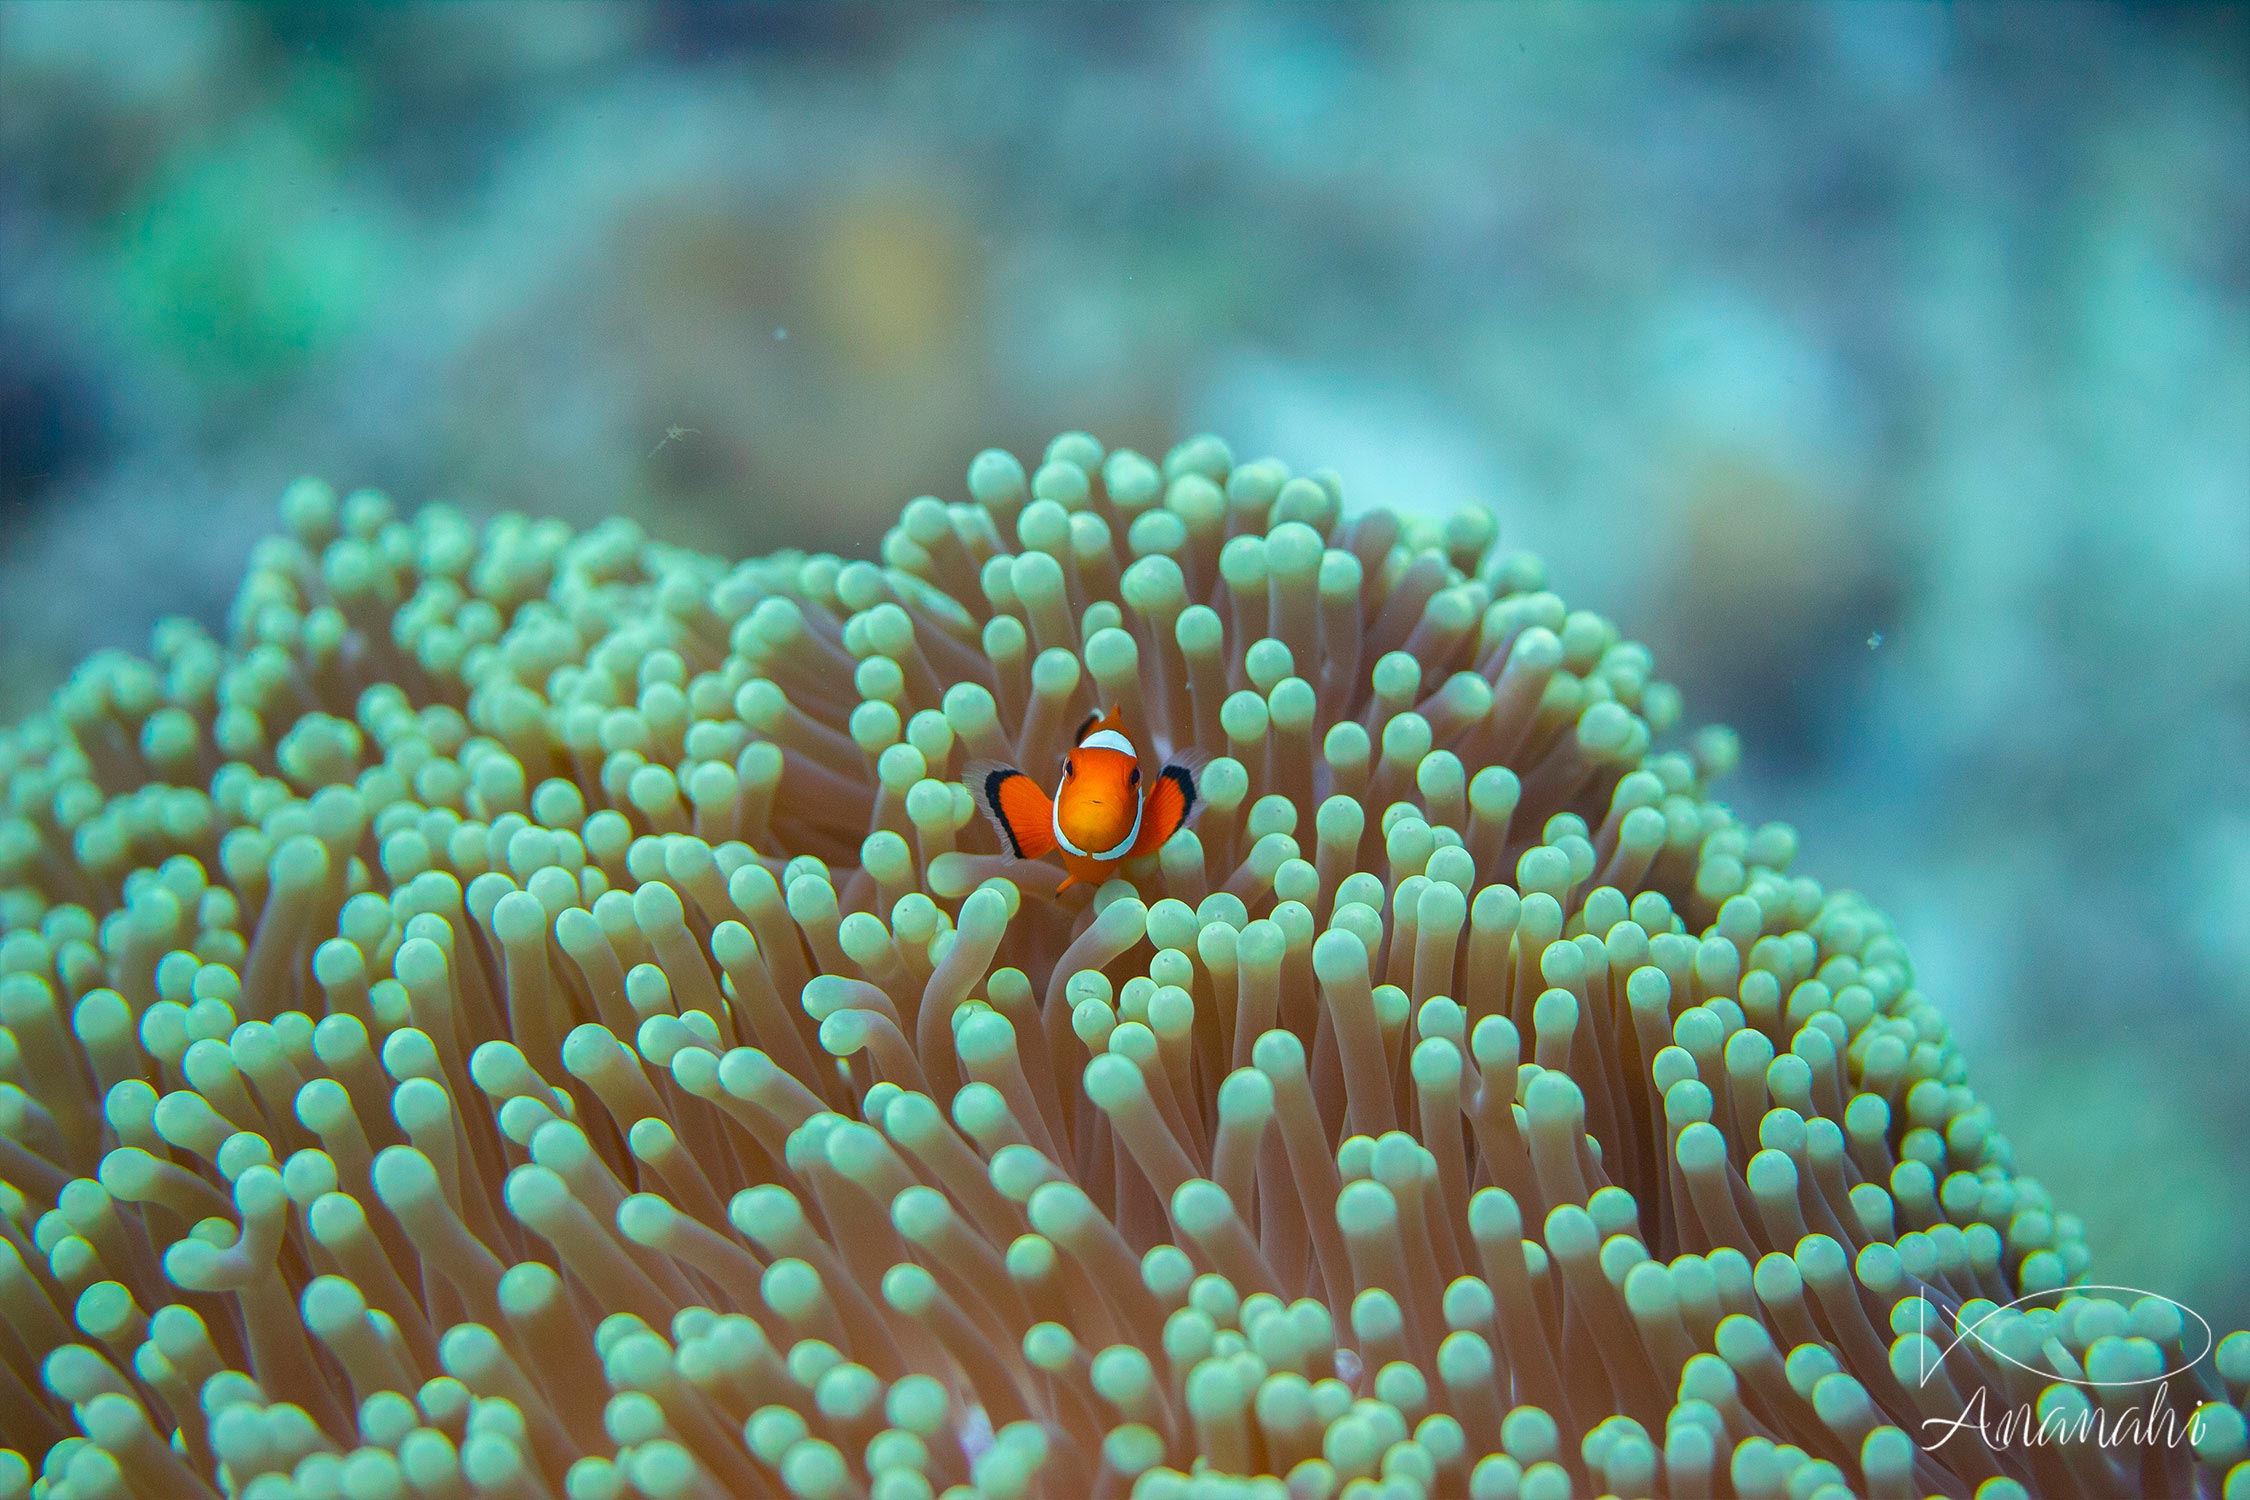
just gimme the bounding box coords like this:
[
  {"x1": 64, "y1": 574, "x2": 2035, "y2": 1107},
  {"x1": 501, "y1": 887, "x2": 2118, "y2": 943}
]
[{"x1": 1053, "y1": 794, "x2": 1143, "y2": 861}]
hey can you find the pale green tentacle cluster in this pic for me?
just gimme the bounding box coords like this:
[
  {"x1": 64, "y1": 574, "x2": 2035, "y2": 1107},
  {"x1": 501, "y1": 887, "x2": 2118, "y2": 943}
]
[{"x1": 0, "y1": 436, "x2": 2243, "y2": 1500}]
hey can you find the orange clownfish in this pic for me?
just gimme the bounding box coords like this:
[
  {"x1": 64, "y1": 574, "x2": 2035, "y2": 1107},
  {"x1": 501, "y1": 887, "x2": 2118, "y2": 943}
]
[{"x1": 965, "y1": 710, "x2": 1203, "y2": 892}]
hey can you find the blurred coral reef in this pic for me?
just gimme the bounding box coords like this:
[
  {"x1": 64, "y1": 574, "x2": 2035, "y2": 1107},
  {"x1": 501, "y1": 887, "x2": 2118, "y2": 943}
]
[{"x1": 0, "y1": 0, "x2": 2245, "y2": 1329}]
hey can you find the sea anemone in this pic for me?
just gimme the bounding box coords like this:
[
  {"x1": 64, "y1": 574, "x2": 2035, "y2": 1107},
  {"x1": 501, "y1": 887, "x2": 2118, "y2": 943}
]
[{"x1": 0, "y1": 433, "x2": 2243, "y2": 1500}]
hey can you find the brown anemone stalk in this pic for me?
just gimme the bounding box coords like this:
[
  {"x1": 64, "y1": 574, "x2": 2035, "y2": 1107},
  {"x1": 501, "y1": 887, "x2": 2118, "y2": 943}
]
[{"x1": 0, "y1": 434, "x2": 2244, "y2": 1500}]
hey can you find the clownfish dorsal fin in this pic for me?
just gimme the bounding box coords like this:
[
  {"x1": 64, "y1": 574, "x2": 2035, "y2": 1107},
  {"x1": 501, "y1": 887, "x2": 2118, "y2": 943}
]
[{"x1": 1073, "y1": 710, "x2": 1105, "y2": 746}]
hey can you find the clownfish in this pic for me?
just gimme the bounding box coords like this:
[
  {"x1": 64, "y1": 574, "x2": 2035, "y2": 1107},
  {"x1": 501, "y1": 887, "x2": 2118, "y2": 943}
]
[{"x1": 964, "y1": 710, "x2": 1203, "y2": 892}]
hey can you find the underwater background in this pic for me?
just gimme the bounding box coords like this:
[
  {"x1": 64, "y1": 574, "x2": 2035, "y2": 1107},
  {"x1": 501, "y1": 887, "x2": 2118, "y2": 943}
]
[{"x1": 0, "y1": 0, "x2": 2244, "y2": 1341}]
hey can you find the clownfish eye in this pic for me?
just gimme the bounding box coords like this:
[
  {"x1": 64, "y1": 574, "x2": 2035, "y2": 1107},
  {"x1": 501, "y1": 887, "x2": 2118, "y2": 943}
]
[
  {"x1": 1059, "y1": 756, "x2": 1071, "y2": 778},
  {"x1": 1129, "y1": 768, "x2": 1140, "y2": 787}
]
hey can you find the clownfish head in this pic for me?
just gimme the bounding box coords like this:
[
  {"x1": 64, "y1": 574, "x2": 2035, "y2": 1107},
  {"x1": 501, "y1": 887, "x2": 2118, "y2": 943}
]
[{"x1": 1052, "y1": 708, "x2": 1143, "y2": 860}]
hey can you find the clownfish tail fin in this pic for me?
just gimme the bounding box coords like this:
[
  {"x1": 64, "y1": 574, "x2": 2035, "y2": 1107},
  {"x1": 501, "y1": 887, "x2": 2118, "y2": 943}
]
[{"x1": 962, "y1": 759, "x2": 1056, "y2": 860}]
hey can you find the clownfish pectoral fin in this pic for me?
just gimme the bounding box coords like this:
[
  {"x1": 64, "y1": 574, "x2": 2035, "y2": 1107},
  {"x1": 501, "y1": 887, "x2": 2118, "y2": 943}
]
[
  {"x1": 1130, "y1": 752, "x2": 1207, "y2": 858},
  {"x1": 963, "y1": 760, "x2": 1056, "y2": 861}
]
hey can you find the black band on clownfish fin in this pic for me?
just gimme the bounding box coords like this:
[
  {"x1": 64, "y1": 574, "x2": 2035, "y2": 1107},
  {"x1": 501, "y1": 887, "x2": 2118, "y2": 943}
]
[
  {"x1": 982, "y1": 768, "x2": 1026, "y2": 857},
  {"x1": 1074, "y1": 710, "x2": 1103, "y2": 745},
  {"x1": 1160, "y1": 763, "x2": 1198, "y2": 823}
]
